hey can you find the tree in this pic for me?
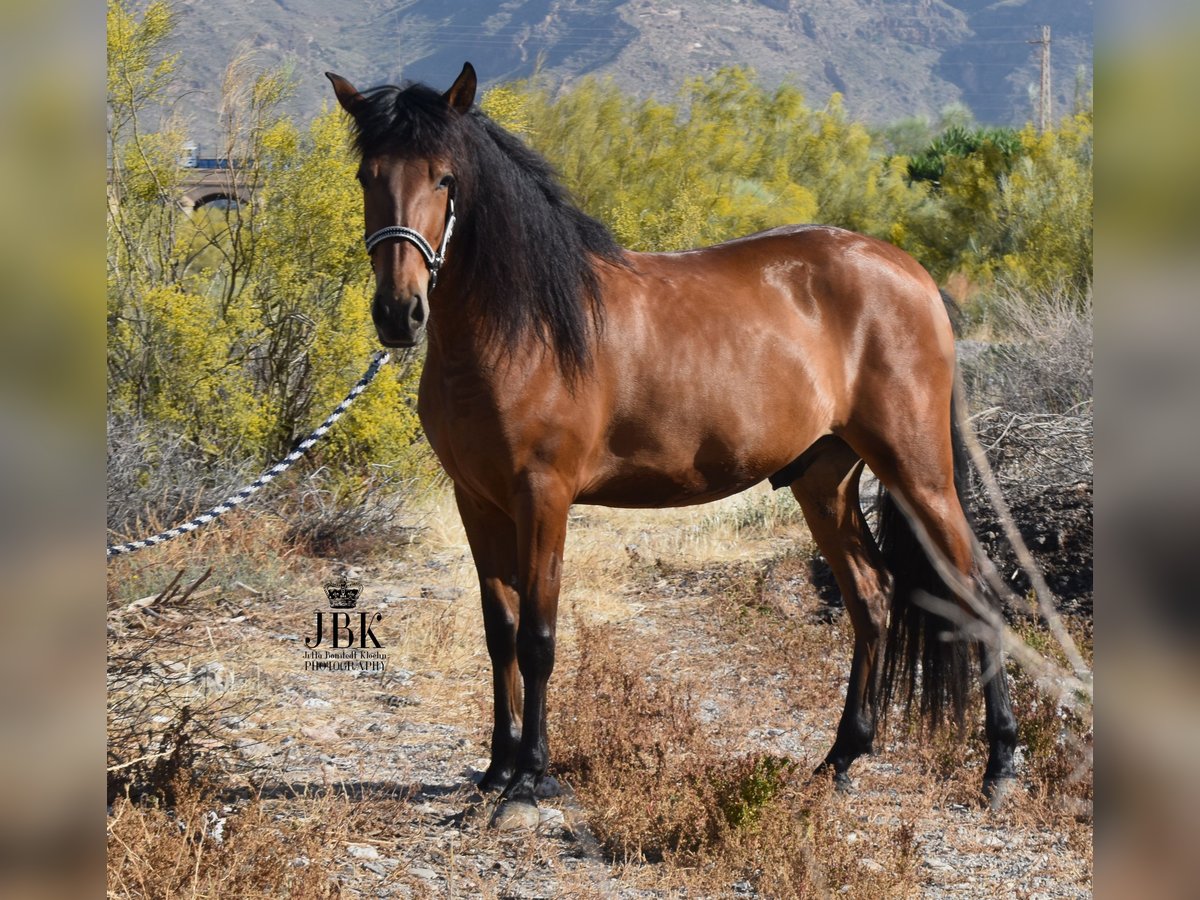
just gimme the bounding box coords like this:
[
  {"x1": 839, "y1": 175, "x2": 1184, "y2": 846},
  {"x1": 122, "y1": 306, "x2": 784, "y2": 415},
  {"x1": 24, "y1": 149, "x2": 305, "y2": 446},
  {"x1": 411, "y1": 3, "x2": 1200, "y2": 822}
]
[{"x1": 106, "y1": 0, "x2": 428, "y2": 482}]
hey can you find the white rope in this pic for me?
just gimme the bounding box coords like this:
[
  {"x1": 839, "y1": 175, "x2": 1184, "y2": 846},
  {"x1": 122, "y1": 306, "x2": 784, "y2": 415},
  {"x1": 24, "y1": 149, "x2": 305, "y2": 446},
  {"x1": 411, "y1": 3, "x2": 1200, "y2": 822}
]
[{"x1": 106, "y1": 351, "x2": 391, "y2": 558}]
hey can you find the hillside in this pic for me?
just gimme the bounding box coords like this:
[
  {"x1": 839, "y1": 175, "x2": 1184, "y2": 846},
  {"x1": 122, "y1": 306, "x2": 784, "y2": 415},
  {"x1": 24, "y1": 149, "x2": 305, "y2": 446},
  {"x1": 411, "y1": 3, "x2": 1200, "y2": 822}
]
[{"x1": 163, "y1": 0, "x2": 1091, "y2": 151}]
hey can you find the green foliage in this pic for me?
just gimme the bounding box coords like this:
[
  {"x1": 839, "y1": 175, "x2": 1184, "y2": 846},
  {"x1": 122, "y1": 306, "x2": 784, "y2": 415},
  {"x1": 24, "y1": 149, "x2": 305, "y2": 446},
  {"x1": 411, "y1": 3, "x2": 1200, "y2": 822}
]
[
  {"x1": 492, "y1": 69, "x2": 932, "y2": 252},
  {"x1": 107, "y1": 0, "x2": 429, "y2": 490},
  {"x1": 906, "y1": 124, "x2": 1022, "y2": 186},
  {"x1": 995, "y1": 112, "x2": 1094, "y2": 294},
  {"x1": 109, "y1": 0, "x2": 1091, "y2": 509},
  {"x1": 709, "y1": 754, "x2": 798, "y2": 831},
  {"x1": 483, "y1": 69, "x2": 1091, "y2": 295}
]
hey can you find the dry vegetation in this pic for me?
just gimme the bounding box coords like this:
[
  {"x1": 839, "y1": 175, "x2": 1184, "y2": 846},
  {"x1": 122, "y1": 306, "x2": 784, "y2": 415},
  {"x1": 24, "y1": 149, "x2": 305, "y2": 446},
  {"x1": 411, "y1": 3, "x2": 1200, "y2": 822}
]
[
  {"x1": 107, "y1": 293, "x2": 1092, "y2": 898},
  {"x1": 107, "y1": 480, "x2": 1092, "y2": 898}
]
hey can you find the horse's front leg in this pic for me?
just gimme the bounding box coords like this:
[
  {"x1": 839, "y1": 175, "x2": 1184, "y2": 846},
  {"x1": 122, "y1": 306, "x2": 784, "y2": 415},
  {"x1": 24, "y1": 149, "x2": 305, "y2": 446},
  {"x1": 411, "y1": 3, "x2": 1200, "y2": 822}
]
[
  {"x1": 491, "y1": 474, "x2": 571, "y2": 831},
  {"x1": 456, "y1": 486, "x2": 523, "y2": 793}
]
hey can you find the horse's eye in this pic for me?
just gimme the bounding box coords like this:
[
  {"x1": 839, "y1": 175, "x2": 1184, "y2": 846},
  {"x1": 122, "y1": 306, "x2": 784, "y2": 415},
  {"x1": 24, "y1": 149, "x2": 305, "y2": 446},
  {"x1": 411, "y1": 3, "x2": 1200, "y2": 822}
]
[{"x1": 437, "y1": 174, "x2": 455, "y2": 191}]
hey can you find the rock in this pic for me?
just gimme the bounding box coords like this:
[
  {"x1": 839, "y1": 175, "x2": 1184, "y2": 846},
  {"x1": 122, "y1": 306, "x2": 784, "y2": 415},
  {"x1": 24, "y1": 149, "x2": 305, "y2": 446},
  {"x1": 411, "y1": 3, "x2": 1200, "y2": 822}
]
[
  {"x1": 535, "y1": 775, "x2": 563, "y2": 798},
  {"x1": 409, "y1": 866, "x2": 438, "y2": 880},
  {"x1": 347, "y1": 843, "x2": 380, "y2": 860},
  {"x1": 204, "y1": 810, "x2": 226, "y2": 843},
  {"x1": 538, "y1": 807, "x2": 564, "y2": 827},
  {"x1": 193, "y1": 662, "x2": 229, "y2": 691},
  {"x1": 233, "y1": 737, "x2": 272, "y2": 760},
  {"x1": 420, "y1": 585, "x2": 463, "y2": 601},
  {"x1": 303, "y1": 697, "x2": 332, "y2": 709},
  {"x1": 301, "y1": 724, "x2": 341, "y2": 743}
]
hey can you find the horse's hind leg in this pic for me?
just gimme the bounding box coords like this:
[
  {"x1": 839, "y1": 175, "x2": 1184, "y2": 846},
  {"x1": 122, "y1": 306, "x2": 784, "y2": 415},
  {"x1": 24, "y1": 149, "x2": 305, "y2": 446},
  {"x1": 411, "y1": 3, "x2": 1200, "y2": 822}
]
[
  {"x1": 789, "y1": 437, "x2": 891, "y2": 788},
  {"x1": 456, "y1": 486, "x2": 523, "y2": 793},
  {"x1": 844, "y1": 412, "x2": 1018, "y2": 801}
]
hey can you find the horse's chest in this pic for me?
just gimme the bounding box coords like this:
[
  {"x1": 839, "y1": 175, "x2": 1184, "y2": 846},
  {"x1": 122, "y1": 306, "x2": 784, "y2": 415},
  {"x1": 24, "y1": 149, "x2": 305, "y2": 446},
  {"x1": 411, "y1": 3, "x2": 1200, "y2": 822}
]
[{"x1": 417, "y1": 376, "x2": 514, "y2": 492}]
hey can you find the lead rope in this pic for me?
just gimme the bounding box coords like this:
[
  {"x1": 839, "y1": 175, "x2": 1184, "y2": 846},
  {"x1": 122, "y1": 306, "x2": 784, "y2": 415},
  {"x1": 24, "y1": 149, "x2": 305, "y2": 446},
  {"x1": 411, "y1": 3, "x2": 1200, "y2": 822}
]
[{"x1": 106, "y1": 351, "x2": 391, "y2": 558}]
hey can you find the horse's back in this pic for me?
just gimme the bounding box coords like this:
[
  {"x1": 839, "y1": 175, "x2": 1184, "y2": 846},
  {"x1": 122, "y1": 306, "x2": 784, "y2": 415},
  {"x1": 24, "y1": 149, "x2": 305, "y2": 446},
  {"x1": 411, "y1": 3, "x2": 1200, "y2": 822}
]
[
  {"x1": 576, "y1": 225, "x2": 953, "y2": 507},
  {"x1": 611, "y1": 223, "x2": 953, "y2": 395}
]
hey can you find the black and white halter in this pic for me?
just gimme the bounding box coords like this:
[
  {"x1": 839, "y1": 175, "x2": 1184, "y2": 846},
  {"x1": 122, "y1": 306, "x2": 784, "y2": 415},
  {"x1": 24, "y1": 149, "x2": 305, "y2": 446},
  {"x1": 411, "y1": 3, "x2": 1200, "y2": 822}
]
[{"x1": 363, "y1": 196, "x2": 456, "y2": 292}]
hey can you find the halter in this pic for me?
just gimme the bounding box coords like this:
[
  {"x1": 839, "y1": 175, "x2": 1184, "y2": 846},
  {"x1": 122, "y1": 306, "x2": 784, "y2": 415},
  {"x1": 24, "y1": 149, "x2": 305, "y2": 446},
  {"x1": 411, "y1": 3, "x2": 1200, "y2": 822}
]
[{"x1": 363, "y1": 195, "x2": 457, "y2": 292}]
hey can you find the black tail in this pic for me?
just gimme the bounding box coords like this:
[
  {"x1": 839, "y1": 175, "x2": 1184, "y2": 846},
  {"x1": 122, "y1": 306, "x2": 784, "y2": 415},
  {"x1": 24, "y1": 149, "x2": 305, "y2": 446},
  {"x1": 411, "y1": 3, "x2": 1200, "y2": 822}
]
[
  {"x1": 877, "y1": 385, "x2": 974, "y2": 731},
  {"x1": 878, "y1": 290, "x2": 977, "y2": 732}
]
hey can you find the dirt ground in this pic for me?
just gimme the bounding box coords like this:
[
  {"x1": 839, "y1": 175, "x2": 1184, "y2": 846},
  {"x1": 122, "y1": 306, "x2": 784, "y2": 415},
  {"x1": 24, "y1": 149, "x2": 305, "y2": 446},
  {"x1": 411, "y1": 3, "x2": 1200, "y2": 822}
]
[{"x1": 107, "y1": 484, "x2": 1092, "y2": 898}]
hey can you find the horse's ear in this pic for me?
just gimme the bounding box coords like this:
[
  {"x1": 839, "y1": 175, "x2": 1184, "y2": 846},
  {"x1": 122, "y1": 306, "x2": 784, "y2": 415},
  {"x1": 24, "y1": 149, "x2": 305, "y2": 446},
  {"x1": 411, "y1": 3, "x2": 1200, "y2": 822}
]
[
  {"x1": 443, "y1": 62, "x2": 477, "y2": 113},
  {"x1": 326, "y1": 72, "x2": 365, "y2": 114}
]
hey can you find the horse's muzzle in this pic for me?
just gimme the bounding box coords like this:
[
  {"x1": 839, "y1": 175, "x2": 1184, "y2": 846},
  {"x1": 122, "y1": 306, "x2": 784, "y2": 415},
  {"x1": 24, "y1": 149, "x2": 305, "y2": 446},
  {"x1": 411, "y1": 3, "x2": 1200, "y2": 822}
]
[{"x1": 372, "y1": 291, "x2": 428, "y2": 347}]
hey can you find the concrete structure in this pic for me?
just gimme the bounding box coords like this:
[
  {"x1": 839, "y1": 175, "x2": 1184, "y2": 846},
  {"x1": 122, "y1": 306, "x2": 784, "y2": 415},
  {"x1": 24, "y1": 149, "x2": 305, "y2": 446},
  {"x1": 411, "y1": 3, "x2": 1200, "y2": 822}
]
[
  {"x1": 106, "y1": 162, "x2": 254, "y2": 212},
  {"x1": 178, "y1": 167, "x2": 253, "y2": 211}
]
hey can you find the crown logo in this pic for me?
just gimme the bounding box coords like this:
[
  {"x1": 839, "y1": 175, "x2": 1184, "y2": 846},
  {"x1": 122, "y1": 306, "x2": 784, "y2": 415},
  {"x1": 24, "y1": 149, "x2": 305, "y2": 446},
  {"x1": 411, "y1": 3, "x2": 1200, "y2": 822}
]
[{"x1": 323, "y1": 578, "x2": 362, "y2": 609}]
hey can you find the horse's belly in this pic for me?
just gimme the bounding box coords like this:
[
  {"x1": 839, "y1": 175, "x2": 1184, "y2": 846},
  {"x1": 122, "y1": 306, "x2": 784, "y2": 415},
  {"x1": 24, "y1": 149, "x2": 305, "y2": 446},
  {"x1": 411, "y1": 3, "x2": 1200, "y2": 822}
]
[
  {"x1": 575, "y1": 430, "x2": 802, "y2": 507},
  {"x1": 576, "y1": 468, "x2": 765, "y2": 508}
]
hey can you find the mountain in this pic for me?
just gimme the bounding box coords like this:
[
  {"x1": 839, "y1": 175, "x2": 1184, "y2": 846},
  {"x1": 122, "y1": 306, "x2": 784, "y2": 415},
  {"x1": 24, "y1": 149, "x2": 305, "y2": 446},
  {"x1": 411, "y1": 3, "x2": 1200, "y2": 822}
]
[{"x1": 162, "y1": 0, "x2": 1092, "y2": 151}]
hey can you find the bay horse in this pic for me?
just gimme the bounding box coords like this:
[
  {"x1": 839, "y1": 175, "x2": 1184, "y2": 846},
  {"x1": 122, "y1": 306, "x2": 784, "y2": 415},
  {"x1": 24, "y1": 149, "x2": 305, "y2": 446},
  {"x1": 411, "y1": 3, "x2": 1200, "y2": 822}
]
[{"x1": 326, "y1": 63, "x2": 1017, "y2": 830}]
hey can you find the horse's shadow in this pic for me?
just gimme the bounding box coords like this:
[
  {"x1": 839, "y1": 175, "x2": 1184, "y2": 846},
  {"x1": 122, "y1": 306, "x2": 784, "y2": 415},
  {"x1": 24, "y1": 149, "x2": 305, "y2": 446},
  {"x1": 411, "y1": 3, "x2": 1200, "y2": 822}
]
[{"x1": 216, "y1": 779, "x2": 461, "y2": 805}]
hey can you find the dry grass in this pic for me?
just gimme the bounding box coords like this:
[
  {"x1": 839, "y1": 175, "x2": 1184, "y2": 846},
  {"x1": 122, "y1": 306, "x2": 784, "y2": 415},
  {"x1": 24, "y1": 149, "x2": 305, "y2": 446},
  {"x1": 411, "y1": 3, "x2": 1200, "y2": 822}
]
[
  {"x1": 106, "y1": 507, "x2": 314, "y2": 610},
  {"x1": 107, "y1": 775, "x2": 350, "y2": 899},
  {"x1": 544, "y1": 508, "x2": 1092, "y2": 897},
  {"x1": 106, "y1": 473, "x2": 1092, "y2": 898},
  {"x1": 551, "y1": 623, "x2": 920, "y2": 897}
]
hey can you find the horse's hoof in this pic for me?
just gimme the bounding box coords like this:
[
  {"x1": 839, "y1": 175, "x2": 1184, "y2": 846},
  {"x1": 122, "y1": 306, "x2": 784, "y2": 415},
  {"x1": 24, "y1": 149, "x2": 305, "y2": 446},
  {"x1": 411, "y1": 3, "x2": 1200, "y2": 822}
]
[
  {"x1": 982, "y1": 777, "x2": 1017, "y2": 810},
  {"x1": 833, "y1": 772, "x2": 854, "y2": 793},
  {"x1": 535, "y1": 775, "x2": 563, "y2": 799},
  {"x1": 490, "y1": 800, "x2": 540, "y2": 832}
]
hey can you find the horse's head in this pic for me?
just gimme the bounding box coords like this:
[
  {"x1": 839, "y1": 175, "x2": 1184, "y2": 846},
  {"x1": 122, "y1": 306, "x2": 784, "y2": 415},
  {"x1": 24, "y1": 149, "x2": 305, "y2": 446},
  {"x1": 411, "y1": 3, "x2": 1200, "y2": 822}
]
[{"x1": 326, "y1": 64, "x2": 477, "y2": 348}]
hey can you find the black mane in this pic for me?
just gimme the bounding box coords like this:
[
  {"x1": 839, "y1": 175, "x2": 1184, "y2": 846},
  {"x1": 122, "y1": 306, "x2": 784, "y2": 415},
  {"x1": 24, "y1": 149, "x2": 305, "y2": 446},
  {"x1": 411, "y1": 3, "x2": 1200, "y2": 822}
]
[{"x1": 347, "y1": 82, "x2": 625, "y2": 377}]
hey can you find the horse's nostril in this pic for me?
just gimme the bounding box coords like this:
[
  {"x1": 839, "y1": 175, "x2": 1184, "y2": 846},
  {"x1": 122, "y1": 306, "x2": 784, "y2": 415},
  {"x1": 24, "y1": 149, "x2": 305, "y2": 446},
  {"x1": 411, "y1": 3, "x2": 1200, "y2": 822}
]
[{"x1": 411, "y1": 301, "x2": 427, "y2": 325}]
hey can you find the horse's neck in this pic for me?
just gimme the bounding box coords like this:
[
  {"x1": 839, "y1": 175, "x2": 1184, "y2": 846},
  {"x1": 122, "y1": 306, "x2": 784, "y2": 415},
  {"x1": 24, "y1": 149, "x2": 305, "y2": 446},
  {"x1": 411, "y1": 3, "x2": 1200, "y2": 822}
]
[
  {"x1": 424, "y1": 280, "x2": 507, "y2": 385},
  {"x1": 426, "y1": 329, "x2": 488, "y2": 381}
]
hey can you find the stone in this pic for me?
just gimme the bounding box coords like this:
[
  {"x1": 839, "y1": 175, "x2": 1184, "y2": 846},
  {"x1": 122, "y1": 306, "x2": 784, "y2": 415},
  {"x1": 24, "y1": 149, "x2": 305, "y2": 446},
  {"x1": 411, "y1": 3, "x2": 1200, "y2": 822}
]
[
  {"x1": 535, "y1": 775, "x2": 563, "y2": 798},
  {"x1": 347, "y1": 843, "x2": 380, "y2": 860},
  {"x1": 194, "y1": 662, "x2": 229, "y2": 691},
  {"x1": 301, "y1": 724, "x2": 341, "y2": 743},
  {"x1": 538, "y1": 807, "x2": 564, "y2": 827}
]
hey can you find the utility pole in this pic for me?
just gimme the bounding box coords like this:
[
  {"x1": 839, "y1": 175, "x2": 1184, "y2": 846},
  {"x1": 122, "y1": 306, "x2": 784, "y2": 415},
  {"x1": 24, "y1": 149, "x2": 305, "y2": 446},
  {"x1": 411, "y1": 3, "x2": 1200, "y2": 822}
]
[{"x1": 1028, "y1": 25, "x2": 1052, "y2": 132}]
